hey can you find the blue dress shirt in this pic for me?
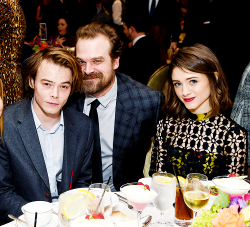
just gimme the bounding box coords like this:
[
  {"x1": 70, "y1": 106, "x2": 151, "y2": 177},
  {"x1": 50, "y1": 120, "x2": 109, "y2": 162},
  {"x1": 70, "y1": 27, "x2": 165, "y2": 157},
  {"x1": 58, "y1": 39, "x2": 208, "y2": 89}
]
[
  {"x1": 31, "y1": 100, "x2": 64, "y2": 201},
  {"x1": 84, "y1": 77, "x2": 117, "y2": 191}
]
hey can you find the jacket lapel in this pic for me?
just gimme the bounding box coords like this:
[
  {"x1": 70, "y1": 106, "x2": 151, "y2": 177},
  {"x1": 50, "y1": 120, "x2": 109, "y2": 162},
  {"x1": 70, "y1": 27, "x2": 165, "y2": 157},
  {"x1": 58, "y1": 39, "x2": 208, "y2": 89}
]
[
  {"x1": 17, "y1": 99, "x2": 50, "y2": 190},
  {"x1": 113, "y1": 75, "x2": 140, "y2": 178},
  {"x1": 59, "y1": 108, "x2": 77, "y2": 193}
]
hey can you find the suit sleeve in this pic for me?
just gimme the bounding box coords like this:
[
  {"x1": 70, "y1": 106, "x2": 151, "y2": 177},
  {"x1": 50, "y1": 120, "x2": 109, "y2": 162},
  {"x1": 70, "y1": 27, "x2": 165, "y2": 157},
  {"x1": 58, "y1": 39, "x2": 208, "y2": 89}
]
[
  {"x1": 153, "y1": 91, "x2": 165, "y2": 134},
  {"x1": 0, "y1": 140, "x2": 28, "y2": 223}
]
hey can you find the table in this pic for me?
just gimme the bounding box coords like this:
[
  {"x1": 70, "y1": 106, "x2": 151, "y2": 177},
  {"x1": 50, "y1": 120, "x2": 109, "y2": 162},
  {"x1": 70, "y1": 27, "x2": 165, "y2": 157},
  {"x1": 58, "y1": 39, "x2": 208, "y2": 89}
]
[
  {"x1": 114, "y1": 200, "x2": 176, "y2": 226},
  {"x1": 1, "y1": 198, "x2": 177, "y2": 227},
  {"x1": 2, "y1": 181, "x2": 216, "y2": 227}
]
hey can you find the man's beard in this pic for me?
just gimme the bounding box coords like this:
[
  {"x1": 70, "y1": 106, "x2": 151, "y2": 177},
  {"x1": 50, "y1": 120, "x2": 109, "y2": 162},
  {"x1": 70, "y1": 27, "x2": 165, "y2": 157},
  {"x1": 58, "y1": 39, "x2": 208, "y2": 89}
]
[{"x1": 83, "y1": 72, "x2": 114, "y2": 95}]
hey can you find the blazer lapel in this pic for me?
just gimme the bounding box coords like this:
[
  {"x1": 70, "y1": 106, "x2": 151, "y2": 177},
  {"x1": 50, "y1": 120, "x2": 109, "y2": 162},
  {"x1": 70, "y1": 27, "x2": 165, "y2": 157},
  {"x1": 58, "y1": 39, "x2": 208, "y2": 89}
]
[
  {"x1": 17, "y1": 99, "x2": 50, "y2": 190},
  {"x1": 59, "y1": 108, "x2": 77, "y2": 193},
  {"x1": 113, "y1": 75, "x2": 140, "y2": 178}
]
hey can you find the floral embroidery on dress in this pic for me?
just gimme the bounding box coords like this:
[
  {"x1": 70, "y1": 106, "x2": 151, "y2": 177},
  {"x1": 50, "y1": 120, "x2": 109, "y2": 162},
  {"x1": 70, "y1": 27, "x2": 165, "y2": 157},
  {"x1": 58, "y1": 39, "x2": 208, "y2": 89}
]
[{"x1": 149, "y1": 112, "x2": 247, "y2": 179}]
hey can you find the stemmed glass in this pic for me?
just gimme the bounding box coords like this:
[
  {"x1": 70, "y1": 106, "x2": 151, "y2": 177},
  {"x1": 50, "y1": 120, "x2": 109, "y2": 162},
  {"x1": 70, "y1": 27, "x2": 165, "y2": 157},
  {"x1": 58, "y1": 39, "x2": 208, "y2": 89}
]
[
  {"x1": 183, "y1": 173, "x2": 210, "y2": 218},
  {"x1": 86, "y1": 183, "x2": 113, "y2": 219},
  {"x1": 151, "y1": 172, "x2": 176, "y2": 226},
  {"x1": 120, "y1": 182, "x2": 159, "y2": 227}
]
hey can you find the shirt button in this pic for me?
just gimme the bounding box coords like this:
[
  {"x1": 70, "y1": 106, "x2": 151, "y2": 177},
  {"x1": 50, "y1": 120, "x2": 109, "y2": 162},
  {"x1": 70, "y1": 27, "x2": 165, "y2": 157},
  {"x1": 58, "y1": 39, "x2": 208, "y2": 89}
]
[{"x1": 45, "y1": 193, "x2": 50, "y2": 198}]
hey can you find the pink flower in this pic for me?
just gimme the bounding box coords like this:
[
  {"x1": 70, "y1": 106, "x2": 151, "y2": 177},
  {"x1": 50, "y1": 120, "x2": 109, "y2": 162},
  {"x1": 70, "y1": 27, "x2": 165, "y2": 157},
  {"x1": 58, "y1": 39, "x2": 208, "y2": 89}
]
[
  {"x1": 211, "y1": 205, "x2": 246, "y2": 227},
  {"x1": 230, "y1": 196, "x2": 243, "y2": 200},
  {"x1": 244, "y1": 194, "x2": 250, "y2": 203}
]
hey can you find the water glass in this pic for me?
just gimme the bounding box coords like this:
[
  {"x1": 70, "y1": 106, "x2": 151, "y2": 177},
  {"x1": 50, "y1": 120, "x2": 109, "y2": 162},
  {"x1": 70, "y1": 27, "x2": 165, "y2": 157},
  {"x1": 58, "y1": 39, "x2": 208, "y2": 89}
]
[
  {"x1": 86, "y1": 183, "x2": 112, "y2": 218},
  {"x1": 151, "y1": 172, "x2": 176, "y2": 226}
]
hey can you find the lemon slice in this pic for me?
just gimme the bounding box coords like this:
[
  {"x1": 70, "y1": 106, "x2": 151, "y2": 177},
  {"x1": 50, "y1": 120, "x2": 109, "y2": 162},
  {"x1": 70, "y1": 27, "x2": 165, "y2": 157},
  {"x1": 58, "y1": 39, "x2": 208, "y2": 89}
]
[
  {"x1": 155, "y1": 176, "x2": 173, "y2": 183},
  {"x1": 63, "y1": 194, "x2": 86, "y2": 219},
  {"x1": 78, "y1": 189, "x2": 95, "y2": 199},
  {"x1": 175, "y1": 176, "x2": 187, "y2": 187}
]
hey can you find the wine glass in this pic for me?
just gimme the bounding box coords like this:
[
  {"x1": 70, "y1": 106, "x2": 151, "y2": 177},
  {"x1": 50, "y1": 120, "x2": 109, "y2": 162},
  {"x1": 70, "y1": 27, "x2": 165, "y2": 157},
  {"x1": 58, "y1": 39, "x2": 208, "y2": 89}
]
[
  {"x1": 184, "y1": 173, "x2": 210, "y2": 218},
  {"x1": 151, "y1": 172, "x2": 176, "y2": 226},
  {"x1": 86, "y1": 183, "x2": 112, "y2": 219},
  {"x1": 120, "y1": 182, "x2": 159, "y2": 227}
]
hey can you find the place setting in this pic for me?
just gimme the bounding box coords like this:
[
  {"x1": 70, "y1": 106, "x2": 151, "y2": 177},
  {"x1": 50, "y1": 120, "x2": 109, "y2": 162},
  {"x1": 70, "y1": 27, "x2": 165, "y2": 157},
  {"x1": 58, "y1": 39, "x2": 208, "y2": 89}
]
[
  {"x1": 9, "y1": 201, "x2": 59, "y2": 227},
  {"x1": 6, "y1": 172, "x2": 250, "y2": 227}
]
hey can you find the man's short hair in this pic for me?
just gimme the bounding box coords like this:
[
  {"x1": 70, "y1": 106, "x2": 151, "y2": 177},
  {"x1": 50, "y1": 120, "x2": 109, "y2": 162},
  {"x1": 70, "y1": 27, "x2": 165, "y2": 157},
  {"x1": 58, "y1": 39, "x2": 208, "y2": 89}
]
[
  {"x1": 91, "y1": 12, "x2": 114, "y2": 27},
  {"x1": 76, "y1": 22, "x2": 122, "y2": 61},
  {"x1": 24, "y1": 46, "x2": 83, "y2": 98}
]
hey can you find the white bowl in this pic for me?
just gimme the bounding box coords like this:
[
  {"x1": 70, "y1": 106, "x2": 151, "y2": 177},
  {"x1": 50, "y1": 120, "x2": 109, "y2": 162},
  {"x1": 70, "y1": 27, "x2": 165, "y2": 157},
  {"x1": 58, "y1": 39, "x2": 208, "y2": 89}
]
[
  {"x1": 21, "y1": 201, "x2": 53, "y2": 227},
  {"x1": 212, "y1": 176, "x2": 250, "y2": 195},
  {"x1": 138, "y1": 177, "x2": 152, "y2": 186}
]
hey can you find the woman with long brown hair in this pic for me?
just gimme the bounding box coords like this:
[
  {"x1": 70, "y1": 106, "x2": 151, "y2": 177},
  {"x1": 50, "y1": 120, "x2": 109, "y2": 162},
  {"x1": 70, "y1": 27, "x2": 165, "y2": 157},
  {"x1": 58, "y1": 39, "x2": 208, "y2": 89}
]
[{"x1": 149, "y1": 44, "x2": 247, "y2": 179}]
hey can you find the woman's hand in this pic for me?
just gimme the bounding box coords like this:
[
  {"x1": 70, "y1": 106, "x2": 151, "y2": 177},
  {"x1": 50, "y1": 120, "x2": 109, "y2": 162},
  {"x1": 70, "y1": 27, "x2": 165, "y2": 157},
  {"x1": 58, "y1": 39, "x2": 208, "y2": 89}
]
[{"x1": 56, "y1": 36, "x2": 66, "y2": 48}]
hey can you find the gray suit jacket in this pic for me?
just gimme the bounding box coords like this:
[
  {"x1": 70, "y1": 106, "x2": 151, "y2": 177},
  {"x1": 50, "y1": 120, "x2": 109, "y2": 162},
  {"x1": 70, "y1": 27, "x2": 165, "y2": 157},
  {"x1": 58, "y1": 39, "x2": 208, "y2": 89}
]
[
  {"x1": 66, "y1": 73, "x2": 165, "y2": 190},
  {"x1": 231, "y1": 62, "x2": 250, "y2": 165},
  {"x1": 0, "y1": 99, "x2": 94, "y2": 223}
]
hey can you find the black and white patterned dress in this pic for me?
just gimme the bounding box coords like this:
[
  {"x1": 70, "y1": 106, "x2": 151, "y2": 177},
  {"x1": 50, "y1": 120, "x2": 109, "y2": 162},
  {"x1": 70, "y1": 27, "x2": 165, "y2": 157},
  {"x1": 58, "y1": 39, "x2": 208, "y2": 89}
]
[{"x1": 149, "y1": 112, "x2": 247, "y2": 180}]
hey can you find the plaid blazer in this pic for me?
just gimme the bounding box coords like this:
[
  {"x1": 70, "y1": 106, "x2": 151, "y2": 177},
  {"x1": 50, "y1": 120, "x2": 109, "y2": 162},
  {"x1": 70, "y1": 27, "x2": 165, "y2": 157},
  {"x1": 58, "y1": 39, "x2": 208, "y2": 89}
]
[
  {"x1": 66, "y1": 73, "x2": 165, "y2": 190},
  {"x1": 231, "y1": 62, "x2": 250, "y2": 165}
]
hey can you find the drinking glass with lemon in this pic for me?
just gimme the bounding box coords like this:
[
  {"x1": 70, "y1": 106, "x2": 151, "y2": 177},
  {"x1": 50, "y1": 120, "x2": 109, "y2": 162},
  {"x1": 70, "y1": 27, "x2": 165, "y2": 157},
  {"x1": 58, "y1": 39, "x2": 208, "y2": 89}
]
[
  {"x1": 86, "y1": 183, "x2": 113, "y2": 219},
  {"x1": 58, "y1": 189, "x2": 95, "y2": 227},
  {"x1": 174, "y1": 176, "x2": 193, "y2": 226},
  {"x1": 184, "y1": 173, "x2": 210, "y2": 218},
  {"x1": 151, "y1": 172, "x2": 176, "y2": 226}
]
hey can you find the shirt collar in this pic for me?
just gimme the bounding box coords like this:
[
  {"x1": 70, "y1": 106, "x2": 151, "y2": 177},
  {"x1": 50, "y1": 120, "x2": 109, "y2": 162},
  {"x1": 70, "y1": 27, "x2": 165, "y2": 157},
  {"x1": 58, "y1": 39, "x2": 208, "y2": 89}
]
[
  {"x1": 31, "y1": 98, "x2": 64, "y2": 132},
  {"x1": 133, "y1": 34, "x2": 146, "y2": 46},
  {"x1": 149, "y1": 0, "x2": 159, "y2": 11},
  {"x1": 85, "y1": 76, "x2": 117, "y2": 107}
]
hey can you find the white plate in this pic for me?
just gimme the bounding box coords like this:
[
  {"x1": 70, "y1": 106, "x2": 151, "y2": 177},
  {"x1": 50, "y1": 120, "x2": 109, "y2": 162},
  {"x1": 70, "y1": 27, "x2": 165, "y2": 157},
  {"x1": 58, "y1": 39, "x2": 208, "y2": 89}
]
[
  {"x1": 111, "y1": 192, "x2": 119, "y2": 207},
  {"x1": 66, "y1": 188, "x2": 119, "y2": 208},
  {"x1": 212, "y1": 176, "x2": 250, "y2": 195},
  {"x1": 16, "y1": 213, "x2": 59, "y2": 227}
]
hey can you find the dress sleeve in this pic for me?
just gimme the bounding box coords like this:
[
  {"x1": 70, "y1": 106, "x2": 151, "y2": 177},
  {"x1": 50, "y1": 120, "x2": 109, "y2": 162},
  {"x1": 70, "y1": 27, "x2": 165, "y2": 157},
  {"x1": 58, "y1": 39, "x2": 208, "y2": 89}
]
[
  {"x1": 149, "y1": 119, "x2": 166, "y2": 175},
  {"x1": 0, "y1": 3, "x2": 9, "y2": 29},
  {"x1": 224, "y1": 124, "x2": 247, "y2": 176}
]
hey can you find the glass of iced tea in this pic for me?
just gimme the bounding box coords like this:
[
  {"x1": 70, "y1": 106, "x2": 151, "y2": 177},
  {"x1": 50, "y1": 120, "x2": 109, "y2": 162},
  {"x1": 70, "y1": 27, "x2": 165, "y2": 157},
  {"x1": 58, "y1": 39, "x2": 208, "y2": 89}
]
[{"x1": 174, "y1": 184, "x2": 193, "y2": 226}]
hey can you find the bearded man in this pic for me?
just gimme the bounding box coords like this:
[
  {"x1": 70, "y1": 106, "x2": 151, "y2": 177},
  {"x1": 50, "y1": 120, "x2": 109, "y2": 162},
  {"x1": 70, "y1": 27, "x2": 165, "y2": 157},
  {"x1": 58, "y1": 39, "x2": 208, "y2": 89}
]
[{"x1": 66, "y1": 22, "x2": 164, "y2": 191}]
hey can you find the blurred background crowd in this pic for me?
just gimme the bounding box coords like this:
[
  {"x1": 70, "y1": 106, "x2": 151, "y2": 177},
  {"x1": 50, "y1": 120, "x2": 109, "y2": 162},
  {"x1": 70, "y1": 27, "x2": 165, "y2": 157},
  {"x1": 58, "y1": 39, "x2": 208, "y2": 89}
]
[{"x1": 1, "y1": 0, "x2": 250, "y2": 117}]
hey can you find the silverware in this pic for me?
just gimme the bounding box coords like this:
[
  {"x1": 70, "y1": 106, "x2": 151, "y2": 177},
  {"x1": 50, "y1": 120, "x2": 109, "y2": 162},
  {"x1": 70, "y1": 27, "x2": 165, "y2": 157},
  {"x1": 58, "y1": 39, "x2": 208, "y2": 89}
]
[
  {"x1": 8, "y1": 214, "x2": 32, "y2": 227},
  {"x1": 118, "y1": 197, "x2": 134, "y2": 210},
  {"x1": 114, "y1": 193, "x2": 129, "y2": 201},
  {"x1": 141, "y1": 215, "x2": 152, "y2": 227},
  {"x1": 114, "y1": 193, "x2": 134, "y2": 210},
  {"x1": 114, "y1": 193, "x2": 152, "y2": 226}
]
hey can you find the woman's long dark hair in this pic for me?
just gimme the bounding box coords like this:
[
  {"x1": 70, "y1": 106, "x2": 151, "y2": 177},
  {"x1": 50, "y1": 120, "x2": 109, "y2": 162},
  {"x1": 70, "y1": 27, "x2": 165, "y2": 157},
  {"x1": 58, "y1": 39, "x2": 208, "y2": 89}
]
[{"x1": 164, "y1": 44, "x2": 232, "y2": 118}]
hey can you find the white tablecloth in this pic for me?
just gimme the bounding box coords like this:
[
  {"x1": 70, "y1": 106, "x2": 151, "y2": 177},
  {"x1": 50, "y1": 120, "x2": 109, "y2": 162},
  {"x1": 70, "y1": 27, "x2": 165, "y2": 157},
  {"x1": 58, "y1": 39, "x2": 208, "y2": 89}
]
[
  {"x1": 1, "y1": 198, "x2": 177, "y2": 227},
  {"x1": 2, "y1": 182, "x2": 216, "y2": 227}
]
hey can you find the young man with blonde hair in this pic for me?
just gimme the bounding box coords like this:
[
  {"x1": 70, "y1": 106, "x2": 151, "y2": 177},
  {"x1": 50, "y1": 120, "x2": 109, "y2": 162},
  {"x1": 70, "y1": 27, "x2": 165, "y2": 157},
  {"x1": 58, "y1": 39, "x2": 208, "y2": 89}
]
[{"x1": 0, "y1": 47, "x2": 94, "y2": 224}]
